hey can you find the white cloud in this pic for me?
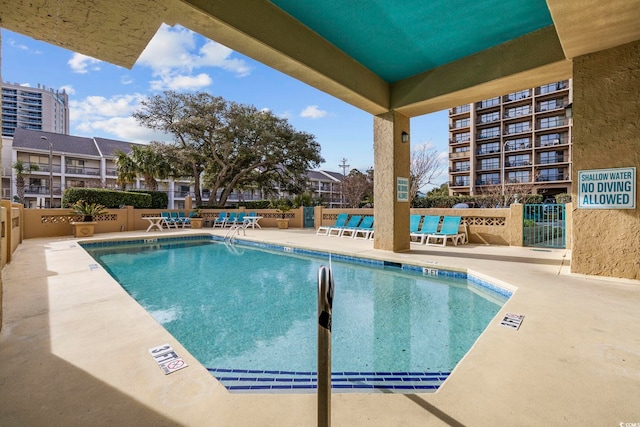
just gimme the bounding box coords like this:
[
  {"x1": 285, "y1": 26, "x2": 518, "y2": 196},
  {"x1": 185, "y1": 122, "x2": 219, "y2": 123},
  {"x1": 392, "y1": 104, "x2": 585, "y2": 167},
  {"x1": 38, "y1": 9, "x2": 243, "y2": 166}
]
[
  {"x1": 68, "y1": 53, "x2": 102, "y2": 74},
  {"x1": 137, "y1": 24, "x2": 251, "y2": 91},
  {"x1": 149, "y1": 73, "x2": 213, "y2": 91},
  {"x1": 59, "y1": 85, "x2": 76, "y2": 95},
  {"x1": 300, "y1": 105, "x2": 328, "y2": 119},
  {"x1": 70, "y1": 93, "x2": 170, "y2": 143},
  {"x1": 8, "y1": 38, "x2": 42, "y2": 54},
  {"x1": 121, "y1": 75, "x2": 134, "y2": 85}
]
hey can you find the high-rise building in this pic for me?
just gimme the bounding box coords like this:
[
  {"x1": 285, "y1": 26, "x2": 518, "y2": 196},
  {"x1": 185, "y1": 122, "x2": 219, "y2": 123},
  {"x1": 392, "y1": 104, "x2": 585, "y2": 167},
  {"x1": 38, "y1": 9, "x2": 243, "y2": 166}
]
[
  {"x1": 1, "y1": 81, "x2": 70, "y2": 137},
  {"x1": 448, "y1": 79, "x2": 572, "y2": 199}
]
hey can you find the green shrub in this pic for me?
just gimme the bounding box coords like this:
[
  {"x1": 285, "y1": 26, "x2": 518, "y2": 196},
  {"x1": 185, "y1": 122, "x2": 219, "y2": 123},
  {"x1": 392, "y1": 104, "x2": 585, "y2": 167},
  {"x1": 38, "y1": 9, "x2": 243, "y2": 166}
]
[
  {"x1": 63, "y1": 188, "x2": 152, "y2": 209},
  {"x1": 129, "y1": 190, "x2": 167, "y2": 209},
  {"x1": 555, "y1": 193, "x2": 572, "y2": 204}
]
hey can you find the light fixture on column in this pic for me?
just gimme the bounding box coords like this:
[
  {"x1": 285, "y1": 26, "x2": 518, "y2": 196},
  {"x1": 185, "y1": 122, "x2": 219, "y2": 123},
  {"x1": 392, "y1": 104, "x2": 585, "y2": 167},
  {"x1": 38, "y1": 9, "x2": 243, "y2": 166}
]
[
  {"x1": 564, "y1": 103, "x2": 573, "y2": 119},
  {"x1": 401, "y1": 131, "x2": 409, "y2": 143}
]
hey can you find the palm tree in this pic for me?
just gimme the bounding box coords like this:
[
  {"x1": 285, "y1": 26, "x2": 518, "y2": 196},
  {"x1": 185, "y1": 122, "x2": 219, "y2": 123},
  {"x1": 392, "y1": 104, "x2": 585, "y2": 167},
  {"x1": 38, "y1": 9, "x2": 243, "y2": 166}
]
[
  {"x1": 114, "y1": 150, "x2": 138, "y2": 190},
  {"x1": 13, "y1": 159, "x2": 39, "y2": 205}
]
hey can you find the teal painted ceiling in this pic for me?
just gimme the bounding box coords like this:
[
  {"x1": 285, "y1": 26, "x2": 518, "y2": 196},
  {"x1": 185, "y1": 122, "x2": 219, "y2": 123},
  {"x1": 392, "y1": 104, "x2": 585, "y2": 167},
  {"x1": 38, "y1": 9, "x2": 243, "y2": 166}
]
[{"x1": 270, "y1": 0, "x2": 554, "y2": 83}]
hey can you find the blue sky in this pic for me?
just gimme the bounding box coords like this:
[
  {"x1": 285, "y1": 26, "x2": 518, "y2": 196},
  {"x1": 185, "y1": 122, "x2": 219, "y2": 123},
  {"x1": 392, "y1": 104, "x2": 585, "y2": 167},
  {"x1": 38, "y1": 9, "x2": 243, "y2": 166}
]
[{"x1": 1, "y1": 25, "x2": 449, "y2": 187}]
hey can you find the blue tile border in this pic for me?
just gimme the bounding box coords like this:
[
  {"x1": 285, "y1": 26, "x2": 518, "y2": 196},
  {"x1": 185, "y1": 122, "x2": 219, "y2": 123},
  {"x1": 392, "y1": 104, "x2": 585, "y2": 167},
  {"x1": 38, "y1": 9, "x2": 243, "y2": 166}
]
[{"x1": 206, "y1": 367, "x2": 451, "y2": 394}]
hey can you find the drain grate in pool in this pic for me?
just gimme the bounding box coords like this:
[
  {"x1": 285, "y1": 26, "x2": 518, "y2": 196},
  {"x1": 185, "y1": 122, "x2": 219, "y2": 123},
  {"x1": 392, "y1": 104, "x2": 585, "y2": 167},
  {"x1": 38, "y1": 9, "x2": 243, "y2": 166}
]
[{"x1": 207, "y1": 368, "x2": 450, "y2": 394}]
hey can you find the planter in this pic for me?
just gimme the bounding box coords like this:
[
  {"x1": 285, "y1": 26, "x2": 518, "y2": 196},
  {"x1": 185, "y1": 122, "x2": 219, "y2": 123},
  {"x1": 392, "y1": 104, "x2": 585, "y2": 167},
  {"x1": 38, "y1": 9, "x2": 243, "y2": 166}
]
[
  {"x1": 71, "y1": 221, "x2": 96, "y2": 238},
  {"x1": 276, "y1": 218, "x2": 289, "y2": 229},
  {"x1": 191, "y1": 218, "x2": 204, "y2": 229}
]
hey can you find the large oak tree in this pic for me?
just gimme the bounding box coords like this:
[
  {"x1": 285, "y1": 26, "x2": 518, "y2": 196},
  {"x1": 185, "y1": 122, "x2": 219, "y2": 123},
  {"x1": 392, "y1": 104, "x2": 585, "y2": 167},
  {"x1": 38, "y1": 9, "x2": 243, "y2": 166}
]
[{"x1": 133, "y1": 91, "x2": 323, "y2": 206}]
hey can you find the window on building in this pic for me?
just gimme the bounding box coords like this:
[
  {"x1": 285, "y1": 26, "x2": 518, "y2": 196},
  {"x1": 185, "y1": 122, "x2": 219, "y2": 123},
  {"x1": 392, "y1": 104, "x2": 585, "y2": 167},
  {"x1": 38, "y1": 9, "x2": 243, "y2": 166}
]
[
  {"x1": 539, "y1": 133, "x2": 562, "y2": 146},
  {"x1": 480, "y1": 158, "x2": 500, "y2": 170},
  {"x1": 539, "y1": 81, "x2": 567, "y2": 94},
  {"x1": 66, "y1": 159, "x2": 85, "y2": 174},
  {"x1": 453, "y1": 105, "x2": 470, "y2": 114},
  {"x1": 29, "y1": 155, "x2": 49, "y2": 167},
  {"x1": 453, "y1": 176, "x2": 470, "y2": 186},
  {"x1": 479, "y1": 127, "x2": 500, "y2": 139},
  {"x1": 478, "y1": 173, "x2": 500, "y2": 185},
  {"x1": 453, "y1": 146, "x2": 470, "y2": 153},
  {"x1": 506, "y1": 154, "x2": 530, "y2": 167},
  {"x1": 478, "y1": 142, "x2": 499, "y2": 154},
  {"x1": 538, "y1": 99, "x2": 561, "y2": 111},
  {"x1": 539, "y1": 116, "x2": 565, "y2": 129},
  {"x1": 506, "y1": 89, "x2": 531, "y2": 101},
  {"x1": 454, "y1": 117, "x2": 470, "y2": 128},
  {"x1": 507, "y1": 171, "x2": 530, "y2": 183},
  {"x1": 539, "y1": 151, "x2": 564, "y2": 164},
  {"x1": 506, "y1": 121, "x2": 530, "y2": 134},
  {"x1": 538, "y1": 168, "x2": 564, "y2": 181},
  {"x1": 505, "y1": 105, "x2": 531, "y2": 118},
  {"x1": 453, "y1": 132, "x2": 470, "y2": 143},
  {"x1": 479, "y1": 111, "x2": 499, "y2": 123},
  {"x1": 454, "y1": 161, "x2": 470, "y2": 172},
  {"x1": 479, "y1": 97, "x2": 500, "y2": 108}
]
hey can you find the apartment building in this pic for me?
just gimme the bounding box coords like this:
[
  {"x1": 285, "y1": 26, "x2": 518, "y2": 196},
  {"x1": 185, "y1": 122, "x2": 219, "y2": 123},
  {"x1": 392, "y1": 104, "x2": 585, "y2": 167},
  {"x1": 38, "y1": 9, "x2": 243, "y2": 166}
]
[
  {"x1": 1, "y1": 81, "x2": 69, "y2": 137},
  {"x1": 307, "y1": 170, "x2": 344, "y2": 208},
  {"x1": 5, "y1": 128, "x2": 344, "y2": 208},
  {"x1": 448, "y1": 80, "x2": 572, "y2": 199}
]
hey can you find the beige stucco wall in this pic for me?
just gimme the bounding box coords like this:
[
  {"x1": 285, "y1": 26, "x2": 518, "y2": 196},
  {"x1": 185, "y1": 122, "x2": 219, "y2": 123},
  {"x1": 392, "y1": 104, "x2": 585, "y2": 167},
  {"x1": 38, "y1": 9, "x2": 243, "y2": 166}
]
[
  {"x1": 373, "y1": 112, "x2": 411, "y2": 252},
  {"x1": 571, "y1": 40, "x2": 640, "y2": 280}
]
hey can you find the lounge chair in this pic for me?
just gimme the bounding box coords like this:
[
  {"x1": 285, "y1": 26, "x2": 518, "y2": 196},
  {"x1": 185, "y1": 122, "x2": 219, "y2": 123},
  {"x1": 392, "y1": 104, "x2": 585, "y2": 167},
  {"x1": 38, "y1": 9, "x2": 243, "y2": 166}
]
[
  {"x1": 425, "y1": 216, "x2": 466, "y2": 246},
  {"x1": 349, "y1": 216, "x2": 374, "y2": 239},
  {"x1": 329, "y1": 215, "x2": 362, "y2": 237},
  {"x1": 410, "y1": 215, "x2": 441, "y2": 244},
  {"x1": 177, "y1": 211, "x2": 191, "y2": 228},
  {"x1": 409, "y1": 215, "x2": 422, "y2": 234},
  {"x1": 230, "y1": 212, "x2": 246, "y2": 227},
  {"x1": 316, "y1": 213, "x2": 348, "y2": 236},
  {"x1": 213, "y1": 212, "x2": 227, "y2": 228},
  {"x1": 161, "y1": 211, "x2": 179, "y2": 229},
  {"x1": 170, "y1": 211, "x2": 185, "y2": 228},
  {"x1": 224, "y1": 212, "x2": 238, "y2": 227}
]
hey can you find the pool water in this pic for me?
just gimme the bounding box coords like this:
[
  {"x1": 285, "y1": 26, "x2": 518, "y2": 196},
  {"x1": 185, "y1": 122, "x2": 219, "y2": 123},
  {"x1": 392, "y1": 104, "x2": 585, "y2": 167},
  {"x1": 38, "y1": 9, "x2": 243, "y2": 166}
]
[{"x1": 85, "y1": 238, "x2": 508, "y2": 393}]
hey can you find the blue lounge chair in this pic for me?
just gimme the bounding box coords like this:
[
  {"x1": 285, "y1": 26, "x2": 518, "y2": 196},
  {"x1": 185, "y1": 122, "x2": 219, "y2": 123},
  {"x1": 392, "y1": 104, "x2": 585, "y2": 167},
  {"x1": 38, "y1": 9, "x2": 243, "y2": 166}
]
[
  {"x1": 410, "y1": 215, "x2": 441, "y2": 244},
  {"x1": 170, "y1": 211, "x2": 185, "y2": 228},
  {"x1": 349, "y1": 216, "x2": 374, "y2": 239},
  {"x1": 316, "y1": 213, "x2": 348, "y2": 236},
  {"x1": 409, "y1": 215, "x2": 422, "y2": 234},
  {"x1": 231, "y1": 212, "x2": 246, "y2": 227},
  {"x1": 177, "y1": 211, "x2": 191, "y2": 228},
  {"x1": 224, "y1": 212, "x2": 238, "y2": 227},
  {"x1": 425, "y1": 216, "x2": 465, "y2": 246},
  {"x1": 329, "y1": 215, "x2": 362, "y2": 237},
  {"x1": 161, "y1": 211, "x2": 178, "y2": 229},
  {"x1": 213, "y1": 212, "x2": 227, "y2": 228}
]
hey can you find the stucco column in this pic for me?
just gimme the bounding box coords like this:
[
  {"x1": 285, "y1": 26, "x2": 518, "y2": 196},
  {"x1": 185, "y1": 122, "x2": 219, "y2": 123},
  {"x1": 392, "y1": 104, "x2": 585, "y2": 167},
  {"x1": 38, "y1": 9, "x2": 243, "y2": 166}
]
[
  {"x1": 373, "y1": 111, "x2": 411, "y2": 252},
  {"x1": 571, "y1": 39, "x2": 640, "y2": 280}
]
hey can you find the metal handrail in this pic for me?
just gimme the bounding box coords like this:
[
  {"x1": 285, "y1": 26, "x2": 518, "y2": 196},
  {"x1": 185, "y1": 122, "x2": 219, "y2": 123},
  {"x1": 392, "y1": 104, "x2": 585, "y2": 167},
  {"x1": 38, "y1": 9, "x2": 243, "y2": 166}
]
[{"x1": 317, "y1": 265, "x2": 334, "y2": 427}]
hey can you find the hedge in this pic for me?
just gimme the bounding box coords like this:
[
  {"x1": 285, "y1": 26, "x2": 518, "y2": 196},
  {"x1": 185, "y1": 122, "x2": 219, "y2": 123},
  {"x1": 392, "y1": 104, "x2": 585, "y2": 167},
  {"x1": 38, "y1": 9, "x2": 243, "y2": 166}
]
[
  {"x1": 128, "y1": 190, "x2": 168, "y2": 209},
  {"x1": 62, "y1": 188, "x2": 153, "y2": 209}
]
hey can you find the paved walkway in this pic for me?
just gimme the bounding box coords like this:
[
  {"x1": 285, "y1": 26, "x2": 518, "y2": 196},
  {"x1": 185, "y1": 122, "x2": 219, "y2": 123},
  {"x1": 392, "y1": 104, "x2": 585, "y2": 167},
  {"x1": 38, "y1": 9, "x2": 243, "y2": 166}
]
[{"x1": 1, "y1": 228, "x2": 639, "y2": 426}]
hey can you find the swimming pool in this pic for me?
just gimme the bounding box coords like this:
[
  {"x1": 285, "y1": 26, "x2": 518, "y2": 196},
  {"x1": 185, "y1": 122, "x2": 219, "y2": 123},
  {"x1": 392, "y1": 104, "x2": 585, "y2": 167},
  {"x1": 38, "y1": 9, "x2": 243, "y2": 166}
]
[{"x1": 83, "y1": 235, "x2": 510, "y2": 393}]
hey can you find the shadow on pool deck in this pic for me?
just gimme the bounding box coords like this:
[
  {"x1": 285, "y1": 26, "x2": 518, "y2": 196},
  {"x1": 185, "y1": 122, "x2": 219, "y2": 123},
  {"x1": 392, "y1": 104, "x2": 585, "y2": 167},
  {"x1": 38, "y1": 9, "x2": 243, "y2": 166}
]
[{"x1": 1, "y1": 229, "x2": 639, "y2": 426}]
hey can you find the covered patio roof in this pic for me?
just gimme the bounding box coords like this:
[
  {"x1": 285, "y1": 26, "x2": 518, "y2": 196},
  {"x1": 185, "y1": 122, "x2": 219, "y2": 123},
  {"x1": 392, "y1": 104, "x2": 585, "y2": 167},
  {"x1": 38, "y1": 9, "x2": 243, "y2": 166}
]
[{"x1": 2, "y1": 0, "x2": 640, "y2": 116}]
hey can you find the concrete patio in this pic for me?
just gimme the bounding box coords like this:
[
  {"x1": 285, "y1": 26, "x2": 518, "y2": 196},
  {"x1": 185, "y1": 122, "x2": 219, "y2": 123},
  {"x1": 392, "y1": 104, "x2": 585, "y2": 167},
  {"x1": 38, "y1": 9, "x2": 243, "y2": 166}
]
[{"x1": 1, "y1": 228, "x2": 638, "y2": 426}]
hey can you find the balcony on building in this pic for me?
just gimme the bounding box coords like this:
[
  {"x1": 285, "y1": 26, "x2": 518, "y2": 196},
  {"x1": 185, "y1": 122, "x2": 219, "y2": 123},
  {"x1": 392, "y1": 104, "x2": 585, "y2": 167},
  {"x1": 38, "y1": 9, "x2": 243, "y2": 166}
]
[
  {"x1": 449, "y1": 104, "x2": 471, "y2": 117},
  {"x1": 535, "y1": 81, "x2": 569, "y2": 96},
  {"x1": 449, "y1": 179, "x2": 470, "y2": 188},
  {"x1": 536, "y1": 132, "x2": 569, "y2": 148},
  {"x1": 502, "y1": 89, "x2": 532, "y2": 104},
  {"x1": 535, "y1": 168, "x2": 567, "y2": 182},
  {"x1": 475, "y1": 97, "x2": 501, "y2": 111}
]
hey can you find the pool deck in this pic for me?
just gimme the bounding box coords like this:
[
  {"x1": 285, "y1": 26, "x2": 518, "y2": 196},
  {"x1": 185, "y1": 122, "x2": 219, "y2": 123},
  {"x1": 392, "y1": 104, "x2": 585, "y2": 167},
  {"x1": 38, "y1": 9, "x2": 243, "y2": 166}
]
[{"x1": 1, "y1": 228, "x2": 639, "y2": 426}]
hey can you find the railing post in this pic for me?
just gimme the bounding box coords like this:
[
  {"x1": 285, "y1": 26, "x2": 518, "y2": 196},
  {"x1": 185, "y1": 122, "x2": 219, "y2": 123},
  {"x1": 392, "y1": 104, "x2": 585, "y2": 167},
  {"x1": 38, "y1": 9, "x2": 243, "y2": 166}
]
[{"x1": 317, "y1": 265, "x2": 334, "y2": 427}]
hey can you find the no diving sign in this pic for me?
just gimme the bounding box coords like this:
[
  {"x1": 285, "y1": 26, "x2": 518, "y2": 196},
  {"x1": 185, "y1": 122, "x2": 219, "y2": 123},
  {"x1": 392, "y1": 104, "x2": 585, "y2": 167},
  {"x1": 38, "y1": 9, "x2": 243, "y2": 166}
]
[
  {"x1": 578, "y1": 167, "x2": 636, "y2": 209},
  {"x1": 149, "y1": 343, "x2": 189, "y2": 375}
]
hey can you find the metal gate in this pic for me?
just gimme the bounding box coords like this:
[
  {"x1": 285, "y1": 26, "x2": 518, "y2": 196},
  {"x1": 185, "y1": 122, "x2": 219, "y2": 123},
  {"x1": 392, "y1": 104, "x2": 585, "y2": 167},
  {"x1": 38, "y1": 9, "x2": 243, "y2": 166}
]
[
  {"x1": 523, "y1": 204, "x2": 566, "y2": 248},
  {"x1": 303, "y1": 206, "x2": 315, "y2": 228}
]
